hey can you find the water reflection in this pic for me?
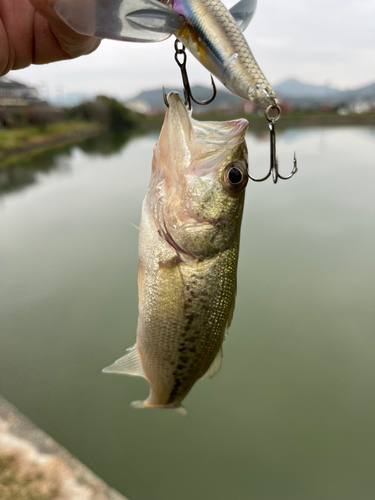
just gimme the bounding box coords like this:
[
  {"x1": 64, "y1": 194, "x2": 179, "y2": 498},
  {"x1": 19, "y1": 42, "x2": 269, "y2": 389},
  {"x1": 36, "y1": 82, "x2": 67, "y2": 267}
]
[
  {"x1": 0, "y1": 130, "x2": 133, "y2": 196},
  {"x1": 1, "y1": 126, "x2": 375, "y2": 500},
  {"x1": 77, "y1": 130, "x2": 135, "y2": 157},
  {"x1": 0, "y1": 149, "x2": 71, "y2": 196}
]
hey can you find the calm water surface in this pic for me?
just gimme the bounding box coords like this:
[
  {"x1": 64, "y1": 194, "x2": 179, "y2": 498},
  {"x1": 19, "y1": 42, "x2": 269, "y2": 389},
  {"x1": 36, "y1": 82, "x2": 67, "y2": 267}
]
[{"x1": 1, "y1": 126, "x2": 375, "y2": 500}]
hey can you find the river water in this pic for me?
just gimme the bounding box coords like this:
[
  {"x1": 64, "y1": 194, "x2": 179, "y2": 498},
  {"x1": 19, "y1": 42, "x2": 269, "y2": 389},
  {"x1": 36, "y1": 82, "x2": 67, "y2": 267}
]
[{"x1": 1, "y1": 125, "x2": 375, "y2": 500}]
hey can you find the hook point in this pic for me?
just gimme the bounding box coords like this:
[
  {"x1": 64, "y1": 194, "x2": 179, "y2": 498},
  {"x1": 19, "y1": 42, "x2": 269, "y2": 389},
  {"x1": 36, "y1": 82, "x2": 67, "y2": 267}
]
[
  {"x1": 190, "y1": 75, "x2": 217, "y2": 106},
  {"x1": 162, "y1": 86, "x2": 169, "y2": 108},
  {"x1": 292, "y1": 152, "x2": 298, "y2": 174}
]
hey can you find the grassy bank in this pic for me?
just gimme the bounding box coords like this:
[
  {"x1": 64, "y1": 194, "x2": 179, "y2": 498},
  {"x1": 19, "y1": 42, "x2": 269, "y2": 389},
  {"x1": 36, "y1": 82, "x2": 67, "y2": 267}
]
[
  {"x1": 0, "y1": 121, "x2": 104, "y2": 168},
  {"x1": 124, "y1": 109, "x2": 375, "y2": 134},
  {"x1": 1, "y1": 111, "x2": 374, "y2": 168},
  {"x1": 195, "y1": 110, "x2": 375, "y2": 129}
]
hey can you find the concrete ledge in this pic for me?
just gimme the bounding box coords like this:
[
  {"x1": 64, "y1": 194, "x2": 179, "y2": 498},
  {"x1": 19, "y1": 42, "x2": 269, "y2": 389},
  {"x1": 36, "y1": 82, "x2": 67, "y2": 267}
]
[{"x1": 0, "y1": 395, "x2": 128, "y2": 500}]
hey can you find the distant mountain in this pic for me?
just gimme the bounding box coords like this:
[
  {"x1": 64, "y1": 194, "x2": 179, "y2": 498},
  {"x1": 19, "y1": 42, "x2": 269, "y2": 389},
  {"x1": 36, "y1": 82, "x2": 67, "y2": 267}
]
[
  {"x1": 274, "y1": 79, "x2": 343, "y2": 99},
  {"x1": 347, "y1": 82, "x2": 375, "y2": 98},
  {"x1": 126, "y1": 85, "x2": 244, "y2": 112},
  {"x1": 128, "y1": 79, "x2": 375, "y2": 112},
  {"x1": 274, "y1": 78, "x2": 375, "y2": 106}
]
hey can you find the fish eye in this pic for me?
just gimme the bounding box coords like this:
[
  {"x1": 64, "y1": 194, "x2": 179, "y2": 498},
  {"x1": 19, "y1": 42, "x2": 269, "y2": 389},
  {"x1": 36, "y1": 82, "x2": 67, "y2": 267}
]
[
  {"x1": 228, "y1": 167, "x2": 243, "y2": 184},
  {"x1": 223, "y1": 162, "x2": 248, "y2": 194}
]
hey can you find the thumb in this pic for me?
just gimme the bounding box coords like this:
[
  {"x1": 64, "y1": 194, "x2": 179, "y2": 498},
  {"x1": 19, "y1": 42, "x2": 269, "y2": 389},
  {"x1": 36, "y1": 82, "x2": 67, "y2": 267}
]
[{"x1": 28, "y1": 0, "x2": 101, "y2": 58}]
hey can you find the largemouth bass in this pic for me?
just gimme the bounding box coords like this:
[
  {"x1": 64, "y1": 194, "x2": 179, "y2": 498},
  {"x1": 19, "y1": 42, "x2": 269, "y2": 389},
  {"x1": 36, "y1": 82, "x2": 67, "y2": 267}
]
[
  {"x1": 103, "y1": 92, "x2": 249, "y2": 413},
  {"x1": 54, "y1": 0, "x2": 276, "y2": 107}
]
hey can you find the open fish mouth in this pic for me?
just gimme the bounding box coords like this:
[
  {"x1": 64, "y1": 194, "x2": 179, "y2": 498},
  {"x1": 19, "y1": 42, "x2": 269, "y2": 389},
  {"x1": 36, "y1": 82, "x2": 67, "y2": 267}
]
[{"x1": 159, "y1": 92, "x2": 248, "y2": 181}]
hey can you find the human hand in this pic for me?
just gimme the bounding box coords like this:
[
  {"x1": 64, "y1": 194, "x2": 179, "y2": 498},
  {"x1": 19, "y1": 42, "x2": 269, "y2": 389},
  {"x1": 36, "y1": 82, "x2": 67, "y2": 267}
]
[{"x1": 0, "y1": 0, "x2": 100, "y2": 75}]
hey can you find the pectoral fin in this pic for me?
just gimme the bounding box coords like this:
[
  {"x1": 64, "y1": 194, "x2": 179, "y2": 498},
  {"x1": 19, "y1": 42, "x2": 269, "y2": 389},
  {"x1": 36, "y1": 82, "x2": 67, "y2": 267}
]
[{"x1": 102, "y1": 345, "x2": 145, "y2": 377}]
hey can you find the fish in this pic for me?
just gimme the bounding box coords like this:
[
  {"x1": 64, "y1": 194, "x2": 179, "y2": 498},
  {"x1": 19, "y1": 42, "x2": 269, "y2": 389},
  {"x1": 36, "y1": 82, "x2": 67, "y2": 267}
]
[
  {"x1": 54, "y1": 0, "x2": 276, "y2": 107},
  {"x1": 103, "y1": 92, "x2": 249, "y2": 413}
]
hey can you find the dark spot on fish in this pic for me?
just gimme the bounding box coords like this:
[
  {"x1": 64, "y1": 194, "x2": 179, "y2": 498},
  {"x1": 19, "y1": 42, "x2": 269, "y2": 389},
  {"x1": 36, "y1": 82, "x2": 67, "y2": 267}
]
[{"x1": 177, "y1": 364, "x2": 184, "y2": 370}]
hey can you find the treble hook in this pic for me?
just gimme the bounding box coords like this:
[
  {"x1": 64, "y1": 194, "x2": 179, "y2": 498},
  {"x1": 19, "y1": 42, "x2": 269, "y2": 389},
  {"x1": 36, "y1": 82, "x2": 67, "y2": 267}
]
[
  {"x1": 248, "y1": 104, "x2": 298, "y2": 184},
  {"x1": 163, "y1": 40, "x2": 216, "y2": 110}
]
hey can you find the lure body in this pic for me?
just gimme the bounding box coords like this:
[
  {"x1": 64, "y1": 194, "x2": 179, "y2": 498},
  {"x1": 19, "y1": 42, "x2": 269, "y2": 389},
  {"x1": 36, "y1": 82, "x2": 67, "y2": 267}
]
[
  {"x1": 55, "y1": 0, "x2": 276, "y2": 106},
  {"x1": 103, "y1": 93, "x2": 249, "y2": 412},
  {"x1": 172, "y1": 0, "x2": 276, "y2": 106}
]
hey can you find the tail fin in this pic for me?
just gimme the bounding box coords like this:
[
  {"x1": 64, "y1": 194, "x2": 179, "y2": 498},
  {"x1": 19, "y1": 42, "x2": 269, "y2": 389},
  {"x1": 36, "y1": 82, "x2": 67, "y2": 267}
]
[{"x1": 131, "y1": 400, "x2": 187, "y2": 416}]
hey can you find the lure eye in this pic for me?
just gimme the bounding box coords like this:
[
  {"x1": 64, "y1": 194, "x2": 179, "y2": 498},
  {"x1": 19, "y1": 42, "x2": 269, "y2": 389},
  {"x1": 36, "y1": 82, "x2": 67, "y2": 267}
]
[{"x1": 223, "y1": 162, "x2": 248, "y2": 194}]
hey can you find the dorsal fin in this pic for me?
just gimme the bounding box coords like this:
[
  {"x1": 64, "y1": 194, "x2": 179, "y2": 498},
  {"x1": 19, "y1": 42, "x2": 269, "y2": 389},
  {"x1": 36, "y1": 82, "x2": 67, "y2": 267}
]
[{"x1": 102, "y1": 345, "x2": 145, "y2": 377}]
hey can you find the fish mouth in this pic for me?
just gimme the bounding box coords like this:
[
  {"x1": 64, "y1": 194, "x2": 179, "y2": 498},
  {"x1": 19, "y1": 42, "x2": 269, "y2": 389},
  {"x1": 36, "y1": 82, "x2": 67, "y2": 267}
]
[
  {"x1": 165, "y1": 91, "x2": 248, "y2": 143},
  {"x1": 165, "y1": 91, "x2": 192, "y2": 135},
  {"x1": 163, "y1": 92, "x2": 248, "y2": 174}
]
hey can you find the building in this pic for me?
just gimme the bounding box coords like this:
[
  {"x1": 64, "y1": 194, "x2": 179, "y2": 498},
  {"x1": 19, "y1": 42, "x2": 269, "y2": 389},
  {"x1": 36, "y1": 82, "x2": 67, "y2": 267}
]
[{"x1": 0, "y1": 77, "x2": 40, "y2": 106}]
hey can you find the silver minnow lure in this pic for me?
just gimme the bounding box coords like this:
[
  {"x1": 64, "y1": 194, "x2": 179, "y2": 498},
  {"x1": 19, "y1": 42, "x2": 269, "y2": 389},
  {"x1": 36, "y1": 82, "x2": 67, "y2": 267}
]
[
  {"x1": 54, "y1": 0, "x2": 276, "y2": 107},
  {"x1": 103, "y1": 92, "x2": 249, "y2": 413},
  {"x1": 171, "y1": 0, "x2": 276, "y2": 106}
]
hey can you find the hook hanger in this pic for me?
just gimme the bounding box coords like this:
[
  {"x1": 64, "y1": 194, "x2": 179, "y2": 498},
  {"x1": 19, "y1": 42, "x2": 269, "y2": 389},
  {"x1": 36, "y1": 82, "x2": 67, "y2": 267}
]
[
  {"x1": 248, "y1": 103, "x2": 298, "y2": 184},
  {"x1": 163, "y1": 40, "x2": 216, "y2": 110}
]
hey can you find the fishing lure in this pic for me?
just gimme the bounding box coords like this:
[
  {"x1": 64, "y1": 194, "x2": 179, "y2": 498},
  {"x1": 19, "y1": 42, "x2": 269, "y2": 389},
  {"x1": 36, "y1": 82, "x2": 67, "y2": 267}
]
[{"x1": 54, "y1": 0, "x2": 276, "y2": 107}]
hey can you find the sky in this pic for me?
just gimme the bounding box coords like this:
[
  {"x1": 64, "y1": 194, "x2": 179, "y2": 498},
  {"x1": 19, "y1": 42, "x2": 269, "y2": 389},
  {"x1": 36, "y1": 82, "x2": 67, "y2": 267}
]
[{"x1": 6, "y1": 0, "x2": 375, "y2": 102}]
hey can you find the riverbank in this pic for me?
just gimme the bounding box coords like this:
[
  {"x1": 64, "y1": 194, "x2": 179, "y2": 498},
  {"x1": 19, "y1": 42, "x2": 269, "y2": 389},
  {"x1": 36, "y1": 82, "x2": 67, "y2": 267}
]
[
  {"x1": 1, "y1": 111, "x2": 374, "y2": 169},
  {"x1": 127, "y1": 109, "x2": 375, "y2": 133},
  {"x1": 0, "y1": 121, "x2": 103, "y2": 168},
  {"x1": 0, "y1": 395, "x2": 128, "y2": 500},
  {"x1": 196, "y1": 110, "x2": 375, "y2": 129}
]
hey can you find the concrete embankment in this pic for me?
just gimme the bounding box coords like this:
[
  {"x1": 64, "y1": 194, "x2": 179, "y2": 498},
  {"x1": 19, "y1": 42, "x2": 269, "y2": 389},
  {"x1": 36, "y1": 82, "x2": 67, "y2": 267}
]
[{"x1": 0, "y1": 395, "x2": 128, "y2": 500}]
